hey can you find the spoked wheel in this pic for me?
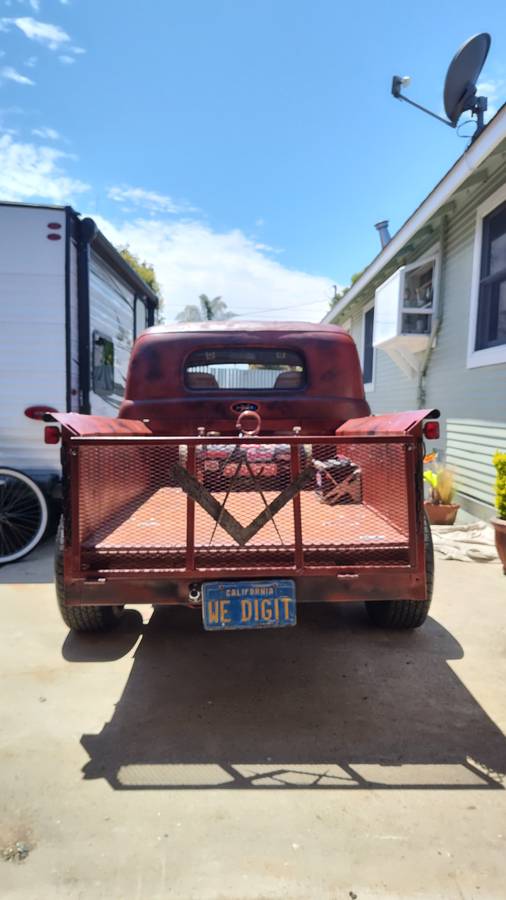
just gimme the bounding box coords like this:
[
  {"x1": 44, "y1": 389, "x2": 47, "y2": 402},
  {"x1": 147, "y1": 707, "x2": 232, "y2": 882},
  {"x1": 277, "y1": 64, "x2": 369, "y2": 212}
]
[{"x1": 0, "y1": 468, "x2": 48, "y2": 565}]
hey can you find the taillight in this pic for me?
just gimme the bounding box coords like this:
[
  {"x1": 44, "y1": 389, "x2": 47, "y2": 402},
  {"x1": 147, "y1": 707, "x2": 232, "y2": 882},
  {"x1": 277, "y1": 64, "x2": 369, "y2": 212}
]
[
  {"x1": 44, "y1": 426, "x2": 61, "y2": 444},
  {"x1": 25, "y1": 405, "x2": 58, "y2": 421},
  {"x1": 423, "y1": 421, "x2": 440, "y2": 440}
]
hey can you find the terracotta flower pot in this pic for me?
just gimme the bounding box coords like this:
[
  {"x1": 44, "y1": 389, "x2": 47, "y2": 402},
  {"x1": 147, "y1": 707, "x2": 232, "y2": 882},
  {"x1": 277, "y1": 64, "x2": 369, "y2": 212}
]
[
  {"x1": 424, "y1": 501, "x2": 460, "y2": 526},
  {"x1": 491, "y1": 518, "x2": 506, "y2": 574}
]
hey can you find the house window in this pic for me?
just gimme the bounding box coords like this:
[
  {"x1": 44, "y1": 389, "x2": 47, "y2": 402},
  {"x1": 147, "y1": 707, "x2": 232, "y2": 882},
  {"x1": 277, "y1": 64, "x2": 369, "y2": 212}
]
[
  {"x1": 475, "y1": 200, "x2": 506, "y2": 351},
  {"x1": 363, "y1": 305, "x2": 375, "y2": 387},
  {"x1": 401, "y1": 260, "x2": 434, "y2": 336},
  {"x1": 468, "y1": 184, "x2": 506, "y2": 369}
]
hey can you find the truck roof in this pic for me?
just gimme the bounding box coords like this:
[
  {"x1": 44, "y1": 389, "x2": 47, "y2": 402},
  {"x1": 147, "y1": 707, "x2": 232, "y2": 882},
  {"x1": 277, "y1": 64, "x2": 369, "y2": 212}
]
[{"x1": 148, "y1": 321, "x2": 346, "y2": 335}]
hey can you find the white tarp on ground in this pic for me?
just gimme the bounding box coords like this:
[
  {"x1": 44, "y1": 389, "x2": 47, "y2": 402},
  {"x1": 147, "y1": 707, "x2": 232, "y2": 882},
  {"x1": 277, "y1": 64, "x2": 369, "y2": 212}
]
[{"x1": 431, "y1": 521, "x2": 499, "y2": 563}]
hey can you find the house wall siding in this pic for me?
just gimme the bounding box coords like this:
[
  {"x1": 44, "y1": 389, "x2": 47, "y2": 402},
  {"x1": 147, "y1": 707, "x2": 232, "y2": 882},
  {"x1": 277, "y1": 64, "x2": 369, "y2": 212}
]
[
  {"x1": 424, "y1": 163, "x2": 506, "y2": 427},
  {"x1": 348, "y1": 297, "x2": 418, "y2": 414},
  {"x1": 446, "y1": 419, "x2": 506, "y2": 511},
  {"x1": 338, "y1": 152, "x2": 506, "y2": 515}
]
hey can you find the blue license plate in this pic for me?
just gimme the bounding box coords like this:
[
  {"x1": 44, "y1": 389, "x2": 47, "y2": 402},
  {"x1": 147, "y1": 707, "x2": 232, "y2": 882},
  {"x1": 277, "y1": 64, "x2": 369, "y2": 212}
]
[{"x1": 202, "y1": 580, "x2": 296, "y2": 631}]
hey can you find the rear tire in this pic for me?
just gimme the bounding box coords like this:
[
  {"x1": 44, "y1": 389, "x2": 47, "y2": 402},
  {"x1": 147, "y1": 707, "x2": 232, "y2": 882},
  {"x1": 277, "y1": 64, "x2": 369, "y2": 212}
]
[
  {"x1": 0, "y1": 468, "x2": 48, "y2": 565},
  {"x1": 365, "y1": 515, "x2": 434, "y2": 629},
  {"x1": 55, "y1": 518, "x2": 124, "y2": 632}
]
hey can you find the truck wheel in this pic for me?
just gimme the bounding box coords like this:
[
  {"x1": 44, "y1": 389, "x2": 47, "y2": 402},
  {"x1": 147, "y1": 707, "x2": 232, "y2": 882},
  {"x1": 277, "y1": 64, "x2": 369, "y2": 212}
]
[
  {"x1": 55, "y1": 519, "x2": 124, "y2": 632},
  {"x1": 0, "y1": 468, "x2": 48, "y2": 565},
  {"x1": 365, "y1": 515, "x2": 434, "y2": 629}
]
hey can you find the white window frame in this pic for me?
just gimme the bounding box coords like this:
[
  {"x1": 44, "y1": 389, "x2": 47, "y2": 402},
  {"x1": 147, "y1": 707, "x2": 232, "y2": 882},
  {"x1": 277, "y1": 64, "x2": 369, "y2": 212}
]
[
  {"x1": 403, "y1": 243, "x2": 440, "y2": 320},
  {"x1": 467, "y1": 182, "x2": 506, "y2": 369},
  {"x1": 362, "y1": 300, "x2": 375, "y2": 392}
]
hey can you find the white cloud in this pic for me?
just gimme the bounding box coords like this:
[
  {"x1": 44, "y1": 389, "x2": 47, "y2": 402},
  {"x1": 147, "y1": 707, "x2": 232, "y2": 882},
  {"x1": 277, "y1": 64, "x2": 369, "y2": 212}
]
[
  {"x1": 32, "y1": 126, "x2": 60, "y2": 139},
  {"x1": 70, "y1": 46, "x2": 85, "y2": 54},
  {"x1": 1, "y1": 64, "x2": 35, "y2": 84},
  {"x1": 14, "y1": 0, "x2": 41, "y2": 9},
  {"x1": 91, "y1": 215, "x2": 332, "y2": 322},
  {"x1": 477, "y1": 76, "x2": 505, "y2": 120},
  {"x1": 107, "y1": 184, "x2": 194, "y2": 215},
  {"x1": 0, "y1": 118, "x2": 331, "y2": 322},
  {"x1": 0, "y1": 134, "x2": 89, "y2": 202},
  {"x1": 59, "y1": 54, "x2": 75, "y2": 64},
  {"x1": 1, "y1": 16, "x2": 71, "y2": 50},
  {"x1": 25, "y1": 55, "x2": 37, "y2": 67}
]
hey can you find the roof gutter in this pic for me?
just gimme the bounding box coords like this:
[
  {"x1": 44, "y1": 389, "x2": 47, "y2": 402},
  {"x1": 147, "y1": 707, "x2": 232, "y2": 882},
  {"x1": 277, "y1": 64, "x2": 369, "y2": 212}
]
[{"x1": 324, "y1": 104, "x2": 506, "y2": 323}]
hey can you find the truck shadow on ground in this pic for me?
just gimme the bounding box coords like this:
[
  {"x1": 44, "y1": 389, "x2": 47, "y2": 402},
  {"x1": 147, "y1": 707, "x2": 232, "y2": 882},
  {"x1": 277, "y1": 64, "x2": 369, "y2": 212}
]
[{"x1": 66, "y1": 604, "x2": 506, "y2": 791}]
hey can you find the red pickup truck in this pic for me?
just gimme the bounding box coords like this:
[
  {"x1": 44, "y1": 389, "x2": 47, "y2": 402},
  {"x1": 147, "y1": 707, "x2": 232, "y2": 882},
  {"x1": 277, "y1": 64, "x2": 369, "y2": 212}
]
[{"x1": 51, "y1": 321, "x2": 437, "y2": 633}]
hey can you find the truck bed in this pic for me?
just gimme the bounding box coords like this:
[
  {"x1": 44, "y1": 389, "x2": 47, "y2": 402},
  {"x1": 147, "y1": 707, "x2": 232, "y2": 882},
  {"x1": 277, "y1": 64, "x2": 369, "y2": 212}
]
[{"x1": 81, "y1": 486, "x2": 410, "y2": 571}]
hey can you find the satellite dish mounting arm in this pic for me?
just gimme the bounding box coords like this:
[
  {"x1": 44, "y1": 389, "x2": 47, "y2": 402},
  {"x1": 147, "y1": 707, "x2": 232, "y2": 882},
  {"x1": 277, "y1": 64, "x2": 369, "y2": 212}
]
[{"x1": 391, "y1": 77, "x2": 454, "y2": 127}]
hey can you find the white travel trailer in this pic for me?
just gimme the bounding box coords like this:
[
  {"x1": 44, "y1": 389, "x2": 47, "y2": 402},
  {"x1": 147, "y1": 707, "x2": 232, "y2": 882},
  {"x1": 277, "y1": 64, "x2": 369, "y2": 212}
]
[{"x1": 0, "y1": 202, "x2": 159, "y2": 564}]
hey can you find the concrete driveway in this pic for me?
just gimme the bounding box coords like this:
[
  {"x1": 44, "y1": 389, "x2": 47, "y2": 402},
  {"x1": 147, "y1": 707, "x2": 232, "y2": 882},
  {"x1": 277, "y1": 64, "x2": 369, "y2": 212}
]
[{"x1": 1, "y1": 540, "x2": 505, "y2": 899}]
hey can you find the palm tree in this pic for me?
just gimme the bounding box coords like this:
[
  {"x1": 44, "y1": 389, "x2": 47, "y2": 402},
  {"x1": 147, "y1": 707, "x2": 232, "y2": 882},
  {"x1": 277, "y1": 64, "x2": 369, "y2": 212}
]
[{"x1": 176, "y1": 294, "x2": 235, "y2": 322}]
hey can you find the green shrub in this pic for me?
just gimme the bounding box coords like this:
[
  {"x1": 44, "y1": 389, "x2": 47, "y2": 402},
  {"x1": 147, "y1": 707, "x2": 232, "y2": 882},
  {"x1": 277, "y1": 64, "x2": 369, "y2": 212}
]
[{"x1": 493, "y1": 452, "x2": 506, "y2": 520}]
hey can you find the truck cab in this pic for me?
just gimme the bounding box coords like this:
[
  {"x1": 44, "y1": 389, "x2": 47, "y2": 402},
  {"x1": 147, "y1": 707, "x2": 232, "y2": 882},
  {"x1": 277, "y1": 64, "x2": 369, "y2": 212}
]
[{"x1": 119, "y1": 321, "x2": 370, "y2": 436}]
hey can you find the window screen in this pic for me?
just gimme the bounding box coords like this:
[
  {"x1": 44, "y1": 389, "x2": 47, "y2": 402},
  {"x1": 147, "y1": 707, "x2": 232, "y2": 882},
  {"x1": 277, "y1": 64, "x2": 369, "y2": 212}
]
[{"x1": 185, "y1": 348, "x2": 305, "y2": 390}]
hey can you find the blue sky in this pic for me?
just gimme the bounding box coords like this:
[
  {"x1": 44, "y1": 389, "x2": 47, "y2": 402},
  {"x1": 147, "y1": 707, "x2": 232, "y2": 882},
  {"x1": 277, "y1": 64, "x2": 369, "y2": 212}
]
[{"x1": 1, "y1": 0, "x2": 505, "y2": 320}]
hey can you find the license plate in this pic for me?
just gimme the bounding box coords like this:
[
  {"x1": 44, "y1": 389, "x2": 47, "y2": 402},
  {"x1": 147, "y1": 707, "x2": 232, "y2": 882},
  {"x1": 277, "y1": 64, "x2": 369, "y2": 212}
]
[{"x1": 202, "y1": 580, "x2": 296, "y2": 631}]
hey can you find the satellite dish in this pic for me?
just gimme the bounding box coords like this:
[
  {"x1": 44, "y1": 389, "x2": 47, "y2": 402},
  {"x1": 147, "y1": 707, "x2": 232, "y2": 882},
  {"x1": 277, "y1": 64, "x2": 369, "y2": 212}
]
[
  {"x1": 444, "y1": 33, "x2": 491, "y2": 126},
  {"x1": 391, "y1": 32, "x2": 492, "y2": 141}
]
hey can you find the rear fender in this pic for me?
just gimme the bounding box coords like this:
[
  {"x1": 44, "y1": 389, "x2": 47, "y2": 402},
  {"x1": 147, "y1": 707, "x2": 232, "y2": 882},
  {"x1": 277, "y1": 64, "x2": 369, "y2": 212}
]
[
  {"x1": 46, "y1": 412, "x2": 152, "y2": 437},
  {"x1": 335, "y1": 408, "x2": 440, "y2": 438}
]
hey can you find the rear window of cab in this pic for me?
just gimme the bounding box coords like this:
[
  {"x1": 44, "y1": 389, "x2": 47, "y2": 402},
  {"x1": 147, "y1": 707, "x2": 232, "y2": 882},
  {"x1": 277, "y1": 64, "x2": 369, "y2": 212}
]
[{"x1": 184, "y1": 348, "x2": 305, "y2": 391}]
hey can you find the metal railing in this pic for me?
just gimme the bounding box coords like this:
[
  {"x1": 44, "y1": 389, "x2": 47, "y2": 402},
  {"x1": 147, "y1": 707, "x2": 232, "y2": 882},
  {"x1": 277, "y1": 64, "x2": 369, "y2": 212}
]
[{"x1": 66, "y1": 433, "x2": 422, "y2": 580}]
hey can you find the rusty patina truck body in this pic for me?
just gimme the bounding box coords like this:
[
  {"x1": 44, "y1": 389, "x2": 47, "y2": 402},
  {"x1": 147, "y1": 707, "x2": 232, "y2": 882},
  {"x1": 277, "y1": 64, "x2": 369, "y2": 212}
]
[{"x1": 52, "y1": 322, "x2": 437, "y2": 632}]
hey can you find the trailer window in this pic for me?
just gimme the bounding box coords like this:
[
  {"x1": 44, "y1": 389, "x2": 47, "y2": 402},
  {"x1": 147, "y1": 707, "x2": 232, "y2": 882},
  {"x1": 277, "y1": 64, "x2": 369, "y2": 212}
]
[
  {"x1": 92, "y1": 331, "x2": 114, "y2": 395},
  {"x1": 185, "y1": 348, "x2": 305, "y2": 390}
]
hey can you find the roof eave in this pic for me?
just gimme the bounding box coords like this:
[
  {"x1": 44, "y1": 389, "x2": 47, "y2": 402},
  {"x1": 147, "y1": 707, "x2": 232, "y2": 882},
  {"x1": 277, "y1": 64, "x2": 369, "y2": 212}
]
[{"x1": 324, "y1": 103, "x2": 506, "y2": 323}]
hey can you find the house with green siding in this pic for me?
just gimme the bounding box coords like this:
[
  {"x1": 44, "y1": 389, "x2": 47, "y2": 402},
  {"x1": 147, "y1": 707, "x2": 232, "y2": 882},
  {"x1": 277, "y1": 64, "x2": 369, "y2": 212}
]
[{"x1": 324, "y1": 105, "x2": 506, "y2": 520}]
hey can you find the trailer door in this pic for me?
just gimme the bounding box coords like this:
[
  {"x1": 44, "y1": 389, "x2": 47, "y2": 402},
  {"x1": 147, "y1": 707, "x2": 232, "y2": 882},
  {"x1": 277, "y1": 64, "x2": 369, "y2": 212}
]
[{"x1": 88, "y1": 249, "x2": 136, "y2": 415}]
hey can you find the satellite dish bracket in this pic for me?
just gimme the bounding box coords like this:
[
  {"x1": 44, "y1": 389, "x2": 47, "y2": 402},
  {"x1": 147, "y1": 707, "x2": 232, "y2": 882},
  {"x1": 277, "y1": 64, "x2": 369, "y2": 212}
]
[
  {"x1": 391, "y1": 78, "x2": 453, "y2": 128},
  {"x1": 391, "y1": 33, "x2": 491, "y2": 142}
]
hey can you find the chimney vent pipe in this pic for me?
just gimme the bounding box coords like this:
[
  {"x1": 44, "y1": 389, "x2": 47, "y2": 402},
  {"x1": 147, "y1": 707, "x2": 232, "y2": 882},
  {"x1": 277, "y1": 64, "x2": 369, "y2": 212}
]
[{"x1": 374, "y1": 220, "x2": 391, "y2": 249}]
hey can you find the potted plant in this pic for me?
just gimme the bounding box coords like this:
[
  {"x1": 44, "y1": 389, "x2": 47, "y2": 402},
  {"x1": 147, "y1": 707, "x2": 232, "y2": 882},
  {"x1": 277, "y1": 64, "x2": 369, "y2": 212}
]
[
  {"x1": 423, "y1": 456, "x2": 460, "y2": 525},
  {"x1": 492, "y1": 452, "x2": 506, "y2": 575}
]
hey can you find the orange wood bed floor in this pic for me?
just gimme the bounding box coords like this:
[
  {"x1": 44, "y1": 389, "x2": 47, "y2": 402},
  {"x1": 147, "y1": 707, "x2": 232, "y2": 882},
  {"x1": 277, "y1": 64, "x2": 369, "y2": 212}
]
[{"x1": 83, "y1": 487, "x2": 408, "y2": 553}]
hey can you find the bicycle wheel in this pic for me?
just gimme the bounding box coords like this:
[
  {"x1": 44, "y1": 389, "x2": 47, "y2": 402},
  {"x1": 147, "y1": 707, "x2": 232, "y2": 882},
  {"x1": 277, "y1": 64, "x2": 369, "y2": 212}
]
[{"x1": 0, "y1": 468, "x2": 48, "y2": 564}]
